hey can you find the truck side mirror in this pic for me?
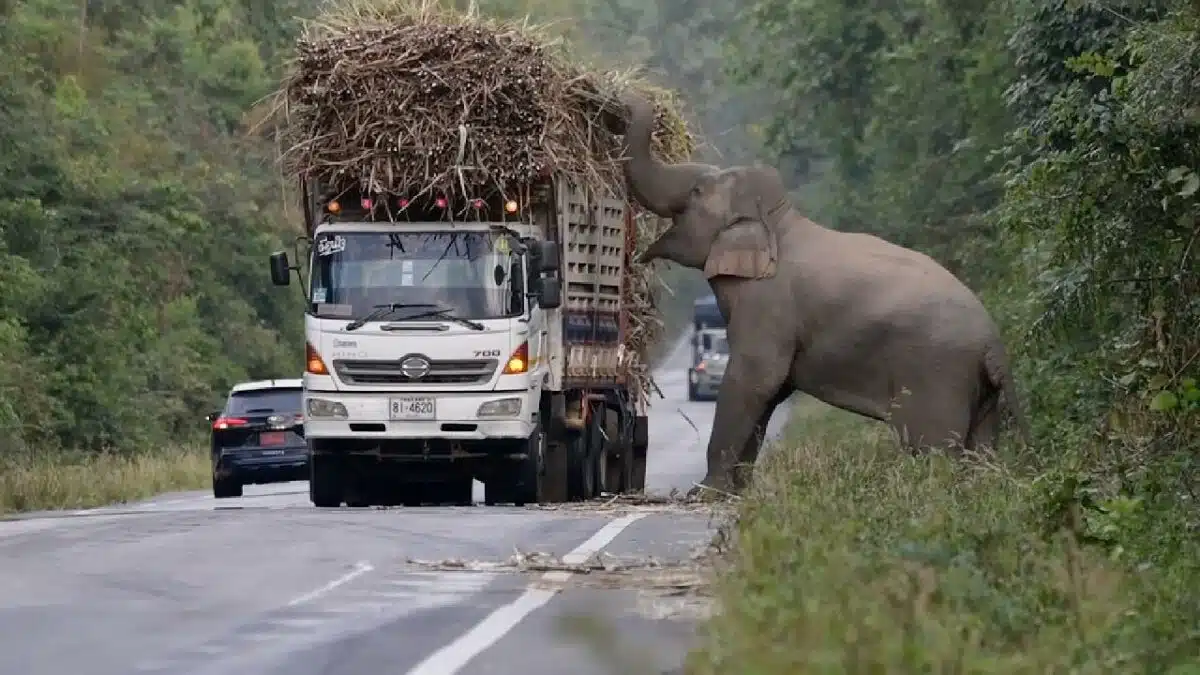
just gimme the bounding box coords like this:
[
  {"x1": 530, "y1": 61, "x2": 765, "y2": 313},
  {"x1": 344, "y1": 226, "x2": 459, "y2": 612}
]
[
  {"x1": 269, "y1": 251, "x2": 291, "y2": 286},
  {"x1": 537, "y1": 277, "x2": 561, "y2": 309},
  {"x1": 538, "y1": 240, "x2": 559, "y2": 273}
]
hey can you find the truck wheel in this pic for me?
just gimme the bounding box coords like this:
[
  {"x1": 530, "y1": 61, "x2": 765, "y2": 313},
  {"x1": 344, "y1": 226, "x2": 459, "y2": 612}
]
[
  {"x1": 630, "y1": 419, "x2": 648, "y2": 493},
  {"x1": 587, "y1": 407, "x2": 611, "y2": 498},
  {"x1": 511, "y1": 424, "x2": 546, "y2": 506},
  {"x1": 309, "y1": 453, "x2": 343, "y2": 508},
  {"x1": 445, "y1": 476, "x2": 474, "y2": 506},
  {"x1": 542, "y1": 438, "x2": 570, "y2": 503},
  {"x1": 602, "y1": 408, "x2": 623, "y2": 494},
  {"x1": 213, "y1": 476, "x2": 242, "y2": 499},
  {"x1": 568, "y1": 414, "x2": 601, "y2": 501}
]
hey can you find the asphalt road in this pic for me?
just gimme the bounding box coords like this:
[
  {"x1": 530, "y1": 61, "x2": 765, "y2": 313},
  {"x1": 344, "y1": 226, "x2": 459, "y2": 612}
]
[{"x1": 0, "y1": 339, "x2": 790, "y2": 675}]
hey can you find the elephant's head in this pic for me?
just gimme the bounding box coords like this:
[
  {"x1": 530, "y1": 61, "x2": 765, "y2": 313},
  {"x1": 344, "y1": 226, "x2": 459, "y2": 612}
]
[{"x1": 619, "y1": 93, "x2": 788, "y2": 279}]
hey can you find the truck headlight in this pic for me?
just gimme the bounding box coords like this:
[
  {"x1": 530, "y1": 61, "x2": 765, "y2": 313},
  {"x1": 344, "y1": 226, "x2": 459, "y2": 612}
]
[
  {"x1": 477, "y1": 397, "x2": 522, "y2": 417},
  {"x1": 306, "y1": 398, "x2": 348, "y2": 418}
]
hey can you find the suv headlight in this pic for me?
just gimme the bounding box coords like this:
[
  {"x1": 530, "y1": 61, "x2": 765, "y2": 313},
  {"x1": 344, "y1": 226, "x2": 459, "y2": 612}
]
[
  {"x1": 307, "y1": 398, "x2": 348, "y2": 418},
  {"x1": 477, "y1": 397, "x2": 521, "y2": 417}
]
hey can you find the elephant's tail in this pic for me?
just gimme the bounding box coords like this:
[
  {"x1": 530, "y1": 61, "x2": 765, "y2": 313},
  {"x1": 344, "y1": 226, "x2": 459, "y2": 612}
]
[{"x1": 985, "y1": 342, "x2": 1032, "y2": 447}]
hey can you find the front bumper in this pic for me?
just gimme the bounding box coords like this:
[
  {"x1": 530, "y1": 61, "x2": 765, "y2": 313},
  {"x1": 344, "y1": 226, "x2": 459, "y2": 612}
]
[
  {"x1": 216, "y1": 447, "x2": 308, "y2": 483},
  {"x1": 303, "y1": 389, "x2": 537, "y2": 441},
  {"x1": 691, "y1": 369, "x2": 724, "y2": 396}
]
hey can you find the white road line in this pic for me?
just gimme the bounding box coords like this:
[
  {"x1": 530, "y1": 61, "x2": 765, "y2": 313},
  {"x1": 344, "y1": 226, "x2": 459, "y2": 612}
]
[
  {"x1": 286, "y1": 561, "x2": 373, "y2": 607},
  {"x1": 402, "y1": 513, "x2": 647, "y2": 675}
]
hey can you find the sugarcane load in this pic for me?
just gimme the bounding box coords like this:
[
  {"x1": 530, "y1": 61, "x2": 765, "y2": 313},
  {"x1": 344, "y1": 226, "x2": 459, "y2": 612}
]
[{"x1": 265, "y1": 0, "x2": 697, "y2": 507}]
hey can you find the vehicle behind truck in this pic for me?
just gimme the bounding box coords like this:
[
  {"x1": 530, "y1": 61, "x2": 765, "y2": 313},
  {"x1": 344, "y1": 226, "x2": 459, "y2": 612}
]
[
  {"x1": 688, "y1": 328, "x2": 729, "y2": 402},
  {"x1": 268, "y1": 180, "x2": 649, "y2": 508},
  {"x1": 687, "y1": 295, "x2": 728, "y2": 400}
]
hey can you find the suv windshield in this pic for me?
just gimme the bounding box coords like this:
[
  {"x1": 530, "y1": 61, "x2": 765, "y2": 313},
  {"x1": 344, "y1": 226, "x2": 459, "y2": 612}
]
[
  {"x1": 224, "y1": 388, "x2": 302, "y2": 415},
  {"x1": 308, "y1": 230, "x2": 524, "y2": 321}
]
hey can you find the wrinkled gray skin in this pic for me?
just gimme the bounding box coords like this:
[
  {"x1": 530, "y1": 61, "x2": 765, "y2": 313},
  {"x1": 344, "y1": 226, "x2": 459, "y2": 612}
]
[{"x1": 616, "y1": 92, "x2": 1031, "y2": 495}]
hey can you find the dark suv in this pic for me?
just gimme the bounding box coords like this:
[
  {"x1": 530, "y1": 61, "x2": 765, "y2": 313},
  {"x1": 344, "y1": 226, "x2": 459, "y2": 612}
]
[{"x1": 207, "y1": 379, "x2": 306, "y2": 498}]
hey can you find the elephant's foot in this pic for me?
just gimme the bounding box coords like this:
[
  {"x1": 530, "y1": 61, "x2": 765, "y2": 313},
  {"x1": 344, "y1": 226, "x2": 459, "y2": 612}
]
[{"x1": 687, "y1": 474, "x2": 739, "y2": 501}]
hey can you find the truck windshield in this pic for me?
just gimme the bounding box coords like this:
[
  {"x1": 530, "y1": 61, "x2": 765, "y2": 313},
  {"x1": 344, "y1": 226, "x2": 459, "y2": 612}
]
[{"x1": 308, "y1": 230, "x2": 523, "y2": 320}]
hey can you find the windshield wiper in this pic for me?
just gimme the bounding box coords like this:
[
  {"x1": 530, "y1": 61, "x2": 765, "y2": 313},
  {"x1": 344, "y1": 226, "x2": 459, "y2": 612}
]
[
  {"x1": 345, "y1": 303, "x2": 439, "y2": 331},
  {"x1": 399, "y1": 307, "x2": 485, "y2": 331}
]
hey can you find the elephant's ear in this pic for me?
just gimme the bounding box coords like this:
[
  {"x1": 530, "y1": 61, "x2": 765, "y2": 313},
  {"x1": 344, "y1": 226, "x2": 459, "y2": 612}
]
[{"x1": 703, "y1": 220, "x2": 777, "y2": 280}]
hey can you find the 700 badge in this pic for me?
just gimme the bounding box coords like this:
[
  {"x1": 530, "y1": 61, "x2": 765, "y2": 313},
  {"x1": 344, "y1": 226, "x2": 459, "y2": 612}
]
[{"x1": 389, "y1": 396, "x2": 435, "y2": 420}]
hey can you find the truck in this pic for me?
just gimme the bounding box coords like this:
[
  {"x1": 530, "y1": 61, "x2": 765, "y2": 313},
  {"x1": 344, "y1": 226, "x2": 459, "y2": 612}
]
[{"x1": 267, "y1": 179, "x2": 650, "y2": 508}]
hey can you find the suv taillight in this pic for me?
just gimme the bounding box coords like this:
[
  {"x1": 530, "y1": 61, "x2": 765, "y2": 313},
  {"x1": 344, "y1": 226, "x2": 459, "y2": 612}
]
[{"x1": 212, "y1": 417, "x2": 248, "y2": 430}]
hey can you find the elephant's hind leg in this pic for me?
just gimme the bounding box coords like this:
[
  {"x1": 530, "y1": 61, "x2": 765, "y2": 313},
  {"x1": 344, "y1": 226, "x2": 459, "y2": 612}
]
[{"x1": 889, "y1": 387, "x2": 974, "y2": 457}]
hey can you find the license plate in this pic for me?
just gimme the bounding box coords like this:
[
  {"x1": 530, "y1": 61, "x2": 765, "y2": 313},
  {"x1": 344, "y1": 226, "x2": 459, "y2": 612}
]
[
  {"x1": 259, "y1": 431, "x2": 286, "y2": 446},
  {"x1": 258, "y1": 449, "x2": 285, "y2": 457},
  {"x1": 389, "y1": 396, "x2": 435, "y2": 420}
]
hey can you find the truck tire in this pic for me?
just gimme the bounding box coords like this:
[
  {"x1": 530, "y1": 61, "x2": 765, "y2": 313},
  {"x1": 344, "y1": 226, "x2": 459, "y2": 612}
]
[
  {"x1": 485, "y1": 424, "x2": 545, "y2": 506},
  {"x1": 512, "y1": 423, "x2": 546, "y2": 506},
  {"x1": 213, "y1": 476, "x2": 242, "y2": 499},
  {"x1": 568, "y1": 409, "x2": 601, "y2": 500},
  {"x1": 445, "y1": 475, "x2": 475, "y2": 506},
  {"x1": 542, "y1": 438, "x2": 570, "y2": 503},
  {"x1": 309, "y1": 452, "x2": 343, "y2": 508},
  {"x1": 602, "y1": 408, "x2": 624, "y2": 494},
  {"x1": 630, "y1": 416, "x2": 649, "y2": 493}
]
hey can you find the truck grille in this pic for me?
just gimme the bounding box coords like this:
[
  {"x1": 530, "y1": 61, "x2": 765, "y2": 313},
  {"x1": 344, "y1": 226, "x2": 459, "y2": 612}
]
[{"x1": 333, "y1": 358, "x2": 498, "y2": 385}]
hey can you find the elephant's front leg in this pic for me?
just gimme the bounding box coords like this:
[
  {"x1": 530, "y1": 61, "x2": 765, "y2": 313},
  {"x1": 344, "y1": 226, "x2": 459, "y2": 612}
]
[
  {"x1": 696, "y1": 351, "x2": 790, "y2": 496},
  {"x1": 731, "y1": 389, "x2": 790, "y2": 492}
]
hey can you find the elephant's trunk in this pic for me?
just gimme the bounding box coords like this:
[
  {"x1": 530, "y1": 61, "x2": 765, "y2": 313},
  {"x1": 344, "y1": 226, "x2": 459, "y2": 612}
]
[{"x1": 621, "y1": 93, "x2": 714, "y2": 217}]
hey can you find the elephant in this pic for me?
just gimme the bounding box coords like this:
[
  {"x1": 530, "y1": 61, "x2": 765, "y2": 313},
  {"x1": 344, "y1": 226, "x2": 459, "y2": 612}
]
[{"x1": 614, "y1": 92, "x2": 1031, "y2": 495}]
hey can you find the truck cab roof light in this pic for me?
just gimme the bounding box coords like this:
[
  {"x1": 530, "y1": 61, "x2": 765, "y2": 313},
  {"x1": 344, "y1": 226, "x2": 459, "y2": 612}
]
[
  {"x1": 327, "y1": 200, "x2": 340, "y2": 214},
  {"x1": 472, "y1": 198, "x2": 484, "y2": 209},
  {"x1": 435, "y1": 196, "x2": 448, "y2": 208},
  {"x1": 504, "y1": 200, "x2": 518, "y2": 214},
  {"x1": 397, "y1": 197, "x2": 409, "y2": 208},
  {"x1": 360, "y1": 197, "x2": 372, "y2": 209}
]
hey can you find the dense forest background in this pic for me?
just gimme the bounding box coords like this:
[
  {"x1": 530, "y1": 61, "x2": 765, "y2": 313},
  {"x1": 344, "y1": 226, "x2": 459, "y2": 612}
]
[{"x1": 1, "y1": 0, "x2": 1196, "y2": 545}]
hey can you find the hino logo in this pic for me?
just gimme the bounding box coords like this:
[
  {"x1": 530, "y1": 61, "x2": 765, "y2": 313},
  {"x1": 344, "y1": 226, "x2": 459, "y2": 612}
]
[{"x1": 400, "y1": 355, "x2": 431, "y2": 379}]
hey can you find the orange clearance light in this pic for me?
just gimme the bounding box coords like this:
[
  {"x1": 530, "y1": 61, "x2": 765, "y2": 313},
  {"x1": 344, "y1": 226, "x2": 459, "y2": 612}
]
[
  {"x1": 504, "y1": 200, "x2": 518, "y2": 214},
  {"x1": 435, "y1": 196, "x2": 448, "y2": 208},
  {"x1": 502, "y1": 342, "x2": 528, "y2": 374},
  {"x1": 360, "y1": 197, "x2": 372, "y2": 209},
  {"x1": 472, "y1": 198, "x2": 484, "y2": 209},
  {"x1": 397, "y1": 197, "x2": 409, "y2": 208},
  {"x1": 327, "y1": 200, "x2": 341, "y2": 214},
  {"x1": 305, "y1": 342, "x2": 329, "y2": 375}
]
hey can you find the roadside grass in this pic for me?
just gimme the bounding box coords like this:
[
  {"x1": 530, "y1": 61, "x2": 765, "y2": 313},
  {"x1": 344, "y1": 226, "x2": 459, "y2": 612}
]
[
  {"x1": 0, "y1": 446, "x2": 210, "y2": 516},
  {"x1": 686, "y1": 397, "x2": 1200, "y2": 674}
]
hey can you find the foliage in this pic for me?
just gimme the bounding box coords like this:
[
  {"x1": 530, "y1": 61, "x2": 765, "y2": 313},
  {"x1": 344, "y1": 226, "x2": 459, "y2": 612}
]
[
  {"x1": 690, "y1": 405, "x2": 1200, "y2": 673},
  {"x1": 0, "y1": 446, "x2": 208, "y2": 514},
  {"x1": 0, "y1": 0, "x2": 308, "y2": 456}
]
